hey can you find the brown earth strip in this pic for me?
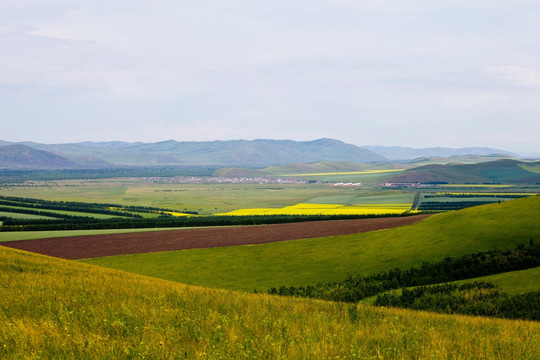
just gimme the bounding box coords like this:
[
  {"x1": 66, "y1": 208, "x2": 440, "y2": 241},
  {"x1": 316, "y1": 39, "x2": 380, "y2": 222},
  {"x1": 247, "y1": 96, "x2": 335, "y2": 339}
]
[{"x1": 3, "y1": 215, "x2": 430, "y2": 260}]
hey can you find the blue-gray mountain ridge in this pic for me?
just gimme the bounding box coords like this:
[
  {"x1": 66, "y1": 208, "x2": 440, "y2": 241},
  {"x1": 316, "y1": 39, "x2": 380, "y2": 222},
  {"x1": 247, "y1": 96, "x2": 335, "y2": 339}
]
[{"x1": 0, "y1": 139, "x2": 517, "y2": 168}]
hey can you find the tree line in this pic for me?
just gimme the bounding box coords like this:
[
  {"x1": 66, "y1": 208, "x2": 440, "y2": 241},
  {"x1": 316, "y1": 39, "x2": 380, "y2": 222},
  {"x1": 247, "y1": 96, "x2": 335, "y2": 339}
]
[{"x1": 417, "y1": 201, "x2": 499, "y2": 211}]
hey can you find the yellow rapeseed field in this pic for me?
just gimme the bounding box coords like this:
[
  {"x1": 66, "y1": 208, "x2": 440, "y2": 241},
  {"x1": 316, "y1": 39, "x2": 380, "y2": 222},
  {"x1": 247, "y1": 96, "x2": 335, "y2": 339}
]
[{"x1": 216, "y1": 203, "x2": 413, "y2": 216}]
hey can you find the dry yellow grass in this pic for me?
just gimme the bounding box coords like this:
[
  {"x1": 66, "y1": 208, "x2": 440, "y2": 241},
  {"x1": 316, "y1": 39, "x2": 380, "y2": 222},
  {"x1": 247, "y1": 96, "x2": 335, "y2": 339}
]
[{"x1": 1, "y1": 245, "x2": 539, "y2": 359}]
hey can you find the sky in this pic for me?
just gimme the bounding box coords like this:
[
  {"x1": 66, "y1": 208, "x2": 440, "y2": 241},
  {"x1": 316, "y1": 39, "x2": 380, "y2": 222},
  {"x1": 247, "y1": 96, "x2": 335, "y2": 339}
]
[{"x1": 1, "y1": 0, "x2": 539, "y2": 154}]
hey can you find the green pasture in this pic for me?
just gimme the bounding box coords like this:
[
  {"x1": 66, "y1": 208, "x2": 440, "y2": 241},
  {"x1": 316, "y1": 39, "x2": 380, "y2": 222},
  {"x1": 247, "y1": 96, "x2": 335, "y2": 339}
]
[
  {"x1": 520, "y1": 163, "x2": 540, "y2": 174},
  {"x1": 0, "y1": 227, "x2": 206, "y2": 243},
  {"x1": 452, "y1": 266, "x2": 540, "y2": 295},
  {"x1": 0, "y1": 211, "x2": 55, "y2": 220},
  {"x1": 81, "y1": 196, "x2": 540, "y2": 292}
]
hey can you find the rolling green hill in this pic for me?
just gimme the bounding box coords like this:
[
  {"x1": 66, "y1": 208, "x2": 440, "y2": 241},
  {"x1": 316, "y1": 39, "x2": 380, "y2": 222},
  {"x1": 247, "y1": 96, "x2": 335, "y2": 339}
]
[
  {"x1": 387, "y1": 159, "x2": 540, "y2": 183},
  {"x1": 0, "y1": 144, "x2": 78, "y2": 169},
  {"x1": 82, "y1": 196, "x2": 540, "y2": 291},
  {"x1": 361, "y1": 145, "x2": 518, "y2": 160},
  {"x1": 1, "y1": 242, "x2": 539, "y2": 359}
]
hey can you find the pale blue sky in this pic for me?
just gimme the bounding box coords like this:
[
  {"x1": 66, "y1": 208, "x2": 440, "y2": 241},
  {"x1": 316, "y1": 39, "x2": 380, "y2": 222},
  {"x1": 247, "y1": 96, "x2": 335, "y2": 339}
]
[{"x1": 1, "y1": 0, "x2": 539, "y2": 153}]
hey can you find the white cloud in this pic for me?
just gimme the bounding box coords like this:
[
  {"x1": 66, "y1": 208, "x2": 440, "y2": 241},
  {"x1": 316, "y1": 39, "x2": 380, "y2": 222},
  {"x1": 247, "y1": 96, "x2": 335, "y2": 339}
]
[{"x1": 485, "y1": 66, "x2": 540, "y2": 86}]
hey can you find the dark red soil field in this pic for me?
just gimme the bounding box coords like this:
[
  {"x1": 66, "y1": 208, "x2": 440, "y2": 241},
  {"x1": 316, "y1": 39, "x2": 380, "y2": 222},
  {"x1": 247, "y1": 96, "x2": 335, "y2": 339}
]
[{"x1": 3, "y1": 215, "x2": 430, "y2": 260}]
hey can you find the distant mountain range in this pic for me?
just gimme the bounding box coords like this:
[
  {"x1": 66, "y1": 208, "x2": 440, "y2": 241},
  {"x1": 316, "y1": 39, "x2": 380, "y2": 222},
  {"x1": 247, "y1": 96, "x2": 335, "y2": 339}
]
[
  {"x1": 0, "y1": 139, "x2": 525, "y2": 169},
  {"x1": 361, "y1": 146, "x2": 518, "y2": 160},
  {"x1": 0, "y1": 139, "x2": 385, "y2": 168}
]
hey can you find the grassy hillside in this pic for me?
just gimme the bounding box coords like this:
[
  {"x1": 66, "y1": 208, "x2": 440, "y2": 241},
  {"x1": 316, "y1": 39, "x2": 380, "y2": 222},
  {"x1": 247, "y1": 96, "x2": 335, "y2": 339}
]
[
  {"x1": 387, "y1": 159, "x2": 540, "y2": 183},
  {"x1": 1, "y1": 245, "x2": 539, "y2": 359},
  {"x1": 0, "y1": 144, "x2": 78, "y2": 168},
  {"x1": 82, "y1": 196, "x2": 540, "y2": 291}
]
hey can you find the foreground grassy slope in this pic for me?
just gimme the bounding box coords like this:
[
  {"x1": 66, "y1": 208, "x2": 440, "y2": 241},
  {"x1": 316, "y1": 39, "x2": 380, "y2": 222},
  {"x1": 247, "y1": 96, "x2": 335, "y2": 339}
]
[
  {"x1": 83, "y1": 196, "x2": 540, "y2": 291},
  {"x1": 1, "y1": 246, "x2": 539, "y2": 359}
]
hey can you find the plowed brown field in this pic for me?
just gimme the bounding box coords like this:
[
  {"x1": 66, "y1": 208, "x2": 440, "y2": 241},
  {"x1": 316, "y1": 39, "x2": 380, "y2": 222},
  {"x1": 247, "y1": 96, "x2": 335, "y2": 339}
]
[{"x1": 4, "y1": 215, "x2": 430, "y2": 260}]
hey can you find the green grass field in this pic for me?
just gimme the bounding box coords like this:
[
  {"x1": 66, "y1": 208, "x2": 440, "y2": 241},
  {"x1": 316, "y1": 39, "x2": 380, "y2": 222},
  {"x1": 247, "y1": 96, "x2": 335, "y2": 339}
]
[
  {"x1": 81, "y1": 196, "x2": 540, "y2": 292},
  {"x1": 1, "y1": 245, "x2": 538, "y2": 359},
  {"x1": 0, "y1": 211, "x2": 55, "y2": 220},
  {"x1": 452, "y1": 266, "x2": 540, "y2": 295}
]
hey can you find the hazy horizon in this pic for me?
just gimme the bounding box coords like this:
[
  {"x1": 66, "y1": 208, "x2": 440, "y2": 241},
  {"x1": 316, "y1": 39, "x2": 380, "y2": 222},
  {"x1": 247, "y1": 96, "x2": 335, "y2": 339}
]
[{"x1": 1, "y1": 1, "x2": 539, "y2": 154}]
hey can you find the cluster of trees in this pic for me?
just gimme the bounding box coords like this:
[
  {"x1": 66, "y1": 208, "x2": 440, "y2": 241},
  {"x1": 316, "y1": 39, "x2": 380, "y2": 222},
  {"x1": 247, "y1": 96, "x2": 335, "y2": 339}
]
[
  {"x1": 374, "y1": 282, "x2": 540, "y2": 321},
  {"x1": 268, "y1": 244, "x2": 540, "y2": 320}
]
